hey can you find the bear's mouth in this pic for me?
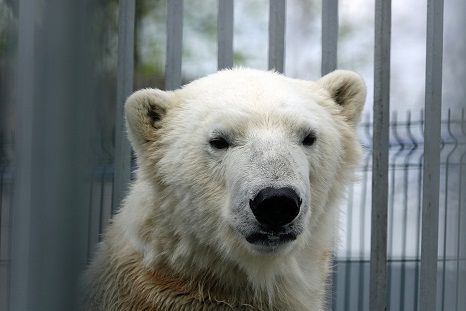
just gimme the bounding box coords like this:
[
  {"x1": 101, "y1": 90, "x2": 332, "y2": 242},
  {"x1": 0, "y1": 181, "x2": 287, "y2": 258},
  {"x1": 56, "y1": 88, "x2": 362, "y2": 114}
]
[{"x1": 245, "y1": 231, "x2": 297, "y2": 248}]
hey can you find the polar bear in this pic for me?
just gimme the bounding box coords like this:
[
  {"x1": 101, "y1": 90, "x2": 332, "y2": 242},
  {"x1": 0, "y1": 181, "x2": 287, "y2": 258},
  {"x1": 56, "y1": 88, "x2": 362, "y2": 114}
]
[{"x1": 83, "y1": 68, "x2": 366, "y2": 311}]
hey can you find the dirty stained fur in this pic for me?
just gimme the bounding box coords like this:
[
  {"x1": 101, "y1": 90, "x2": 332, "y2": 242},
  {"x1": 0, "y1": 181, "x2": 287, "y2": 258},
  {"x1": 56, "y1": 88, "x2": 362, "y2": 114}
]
[
  {"x1": 85, "y1": 253, "x2": 259, "y2": 311},
  {"x1": 84, "y1": 251, "x2": 327, "y2": 311}
]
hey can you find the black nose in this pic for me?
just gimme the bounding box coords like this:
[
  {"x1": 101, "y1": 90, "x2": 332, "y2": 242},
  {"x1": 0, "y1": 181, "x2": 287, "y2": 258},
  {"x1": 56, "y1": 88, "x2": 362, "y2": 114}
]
[{"x1": 249, "y1": 187, "x2": 302, "y2": 228}]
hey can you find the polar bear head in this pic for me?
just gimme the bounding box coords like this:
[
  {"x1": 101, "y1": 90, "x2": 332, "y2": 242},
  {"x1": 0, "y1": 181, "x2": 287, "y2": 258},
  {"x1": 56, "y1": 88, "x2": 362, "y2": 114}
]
[{"x1": 123, "y1": 68, "x2": 365, "y2": 285}]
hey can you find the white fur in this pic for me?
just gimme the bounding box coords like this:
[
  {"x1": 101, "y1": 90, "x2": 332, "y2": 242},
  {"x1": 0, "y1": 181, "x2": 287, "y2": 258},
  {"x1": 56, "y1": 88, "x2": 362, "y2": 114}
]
[{"x1": 84, "y1": 68, "x2": 366, "y2": 311}]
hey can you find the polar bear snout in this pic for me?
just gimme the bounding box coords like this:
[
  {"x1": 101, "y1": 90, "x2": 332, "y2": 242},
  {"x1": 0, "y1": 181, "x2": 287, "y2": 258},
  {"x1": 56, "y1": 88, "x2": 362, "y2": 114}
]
[{"x1": 249, "y1": 187, "x2": 302, "y2": 228}]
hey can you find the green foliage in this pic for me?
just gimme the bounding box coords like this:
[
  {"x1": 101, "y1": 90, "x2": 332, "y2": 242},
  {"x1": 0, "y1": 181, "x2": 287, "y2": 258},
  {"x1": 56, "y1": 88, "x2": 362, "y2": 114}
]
[
  {"x1": 233, "y1": 51, "x2": 248, "y2": 64},
  {"x1": 0, "y1": 1, "x2": 17, "y2": 57}
]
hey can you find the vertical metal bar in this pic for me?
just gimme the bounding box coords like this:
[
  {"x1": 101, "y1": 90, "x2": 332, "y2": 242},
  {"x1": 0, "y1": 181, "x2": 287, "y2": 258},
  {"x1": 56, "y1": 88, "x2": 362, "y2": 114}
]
[
  {"x1": 441, "y1": 110, "x2": 455, "y2": 310},
  {"x1": 321, "y1": 0, "x2": 338, "y2": 75},
  {"x1": 9, "y1": 0, "x2": 37, "y2": 309},
  {"x1": 112, "y1": 0, "x2": 135, "y2": 214},
  {"x1": 457, "y1": 127, "x2": 466, "y2": 311},
  {"x1": 11, "y1": 1, "x2": 94, "y2": 310},
  {"x1": 455, "y1": 109, "x2": 466, "y2": 311},
  {"x1": 217, "y1": 0, "x2": 234, "y2": 70},
  {"x1": 268, "y1": 0, "x2": 286, "y2": 73},
  {"x1": 330, "y1": 256, "x2": 338, "y2": 310},
  {"x1": 0, "y1": 173, "x2": 8, "y2": 311},
  {"x1": 387, "y1": 111, "x2": 401, "y2": 311},
  {"x1": 344, "y1": 185, "x2": 355, "y2": 311},
  {"x1": 359, "y1": 153, "x2": 371, "y2": 310},
  {"x1": 370, "y1": 0, "x2": 391, "y2": 310},
  {"x1": 165, "y1": 0, "x2": 184, "y2": 90},
  {"x1": 419, "y1": 0, "x2": 444, "y2": 309},
  {"x1": 322, "y1": 3, "x2": 339, "y2": 304},
  {"x1": 400, "y1": 111, "x2": 417, "y2": 311},
  {"x1": 414, "y1": 110, "x2": 425, "y2": 311}
]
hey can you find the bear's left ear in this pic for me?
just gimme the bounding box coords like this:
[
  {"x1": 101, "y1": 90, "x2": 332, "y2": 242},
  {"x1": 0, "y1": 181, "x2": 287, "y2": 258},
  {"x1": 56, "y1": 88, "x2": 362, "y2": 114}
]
[{"x1": 316, "y1": 70, "x2": 366, "y2": 127}]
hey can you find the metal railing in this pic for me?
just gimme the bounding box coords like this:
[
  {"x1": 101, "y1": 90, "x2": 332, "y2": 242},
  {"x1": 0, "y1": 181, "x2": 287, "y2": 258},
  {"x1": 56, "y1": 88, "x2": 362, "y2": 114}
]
[
  {"x1": 332, "y1": 110, "x2": 466, "y2": 311},
  {"x1": 2, "y1": 110, "x2": 464, "y2": 310},
  {"x1": 1, "y1": 0, "x2": 464, "y2": 310}
]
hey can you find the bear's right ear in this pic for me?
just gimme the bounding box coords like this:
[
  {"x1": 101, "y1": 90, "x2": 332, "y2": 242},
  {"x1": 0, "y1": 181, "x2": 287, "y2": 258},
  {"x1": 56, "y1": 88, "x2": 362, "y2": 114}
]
[{"x1": 125, "y1": 88, "x2": 174, "y2": 149}]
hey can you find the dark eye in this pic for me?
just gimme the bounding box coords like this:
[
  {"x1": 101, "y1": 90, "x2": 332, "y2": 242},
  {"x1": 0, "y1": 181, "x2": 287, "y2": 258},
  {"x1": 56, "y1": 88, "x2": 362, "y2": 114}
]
[
  {"x1": 302, "y1": 133, "x2": 316, "y2": 146},
  {"x1": 209, "y1": 137, "x2": 230, "y2": 150}
]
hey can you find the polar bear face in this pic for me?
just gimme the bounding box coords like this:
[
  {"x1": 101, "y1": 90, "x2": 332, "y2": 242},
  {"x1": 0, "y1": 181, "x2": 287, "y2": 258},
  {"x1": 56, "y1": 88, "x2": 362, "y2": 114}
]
[{"x1": 124, "y1": 68, "x2": 365, "y2": 264}]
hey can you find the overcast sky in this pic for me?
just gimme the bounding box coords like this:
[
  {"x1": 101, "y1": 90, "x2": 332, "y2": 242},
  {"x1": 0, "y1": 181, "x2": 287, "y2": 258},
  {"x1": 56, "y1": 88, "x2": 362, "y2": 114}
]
[{"x1": 173, "y1": 0, "x2": 466, "y2": 115}]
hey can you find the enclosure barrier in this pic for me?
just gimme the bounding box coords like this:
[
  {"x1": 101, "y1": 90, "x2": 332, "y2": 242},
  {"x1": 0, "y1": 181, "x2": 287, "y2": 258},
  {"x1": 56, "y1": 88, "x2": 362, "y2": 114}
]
[
  {"x1": 2, "y1": 0, "x2": 462, "y2": 310},
  {"x1": 420, "y1": 0, "x2": 444, "y2": 310},
  {"x1": 11, "y1": 0, "x2": 96, "y2": 310},
  {"x1": 109, "y1": 0, "x2": 448, "y2": 310},
  {"x1": 370, "y1": 0, "x2": 391, "y2": 309},
  {"x1": 112, "y1": 0, "x2": 135, "y2": 216}
]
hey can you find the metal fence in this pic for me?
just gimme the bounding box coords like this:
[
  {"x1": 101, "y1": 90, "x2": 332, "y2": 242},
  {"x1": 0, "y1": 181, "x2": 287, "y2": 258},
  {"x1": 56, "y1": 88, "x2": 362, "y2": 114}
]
[
  {"x1": 1, "y1": 110, "x2": 465, "y2": 310},
  {"x1": 332, "y1": 110, "x2": 466, "y2": 311},
  {"x1": 1, "y1": 0, "x2": 465, "y2": 310}
]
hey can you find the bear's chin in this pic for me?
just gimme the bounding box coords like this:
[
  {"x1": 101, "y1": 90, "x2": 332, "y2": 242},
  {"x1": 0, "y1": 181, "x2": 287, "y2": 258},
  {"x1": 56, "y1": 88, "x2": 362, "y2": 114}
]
[{"x1": 244, "y1": 232, "x2": 298, "y2": 254}]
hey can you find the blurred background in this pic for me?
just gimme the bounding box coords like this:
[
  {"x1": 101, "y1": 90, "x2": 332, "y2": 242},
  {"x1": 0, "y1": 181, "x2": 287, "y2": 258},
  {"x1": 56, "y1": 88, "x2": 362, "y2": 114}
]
[{"x1": 0, "y1": 0, "x2": 465, "y2": 310}]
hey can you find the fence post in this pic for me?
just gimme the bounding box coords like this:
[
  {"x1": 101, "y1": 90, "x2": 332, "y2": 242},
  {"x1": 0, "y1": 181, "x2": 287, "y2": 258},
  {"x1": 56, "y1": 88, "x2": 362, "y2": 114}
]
[
  {"x1": 321, "y1": 0, "x2": 338, "y2": 75},
  {"x1": 218, "y1": 0, "x2": 234, "y2": 70},
  {"x1": 112, "y1": 0, "x2": 136, "y2": 215},
  {"x1": 321, "y1": 1, "x2": 339, "y2": 309},
  {"x1": 10, "y1": 1, "x2": 94, "y2": 309},
  {"x1": 166, "y1": 0, "x2": 184, "y2": 90},
  {"x1": 370, "y1": 0, "x2": 391, "y2": 310},
  {"x1": 419, "y1": 0, "x2": 444, "y2": 309},
  {"x1": 9, "y1": 0, "x2": 37, "y2": 309},
  {"x1": 268, "y1": 0, "x2": 286, "y2": 73}
]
